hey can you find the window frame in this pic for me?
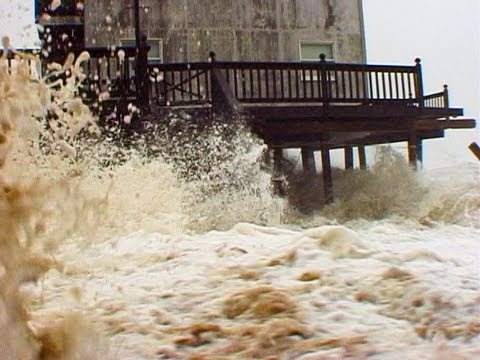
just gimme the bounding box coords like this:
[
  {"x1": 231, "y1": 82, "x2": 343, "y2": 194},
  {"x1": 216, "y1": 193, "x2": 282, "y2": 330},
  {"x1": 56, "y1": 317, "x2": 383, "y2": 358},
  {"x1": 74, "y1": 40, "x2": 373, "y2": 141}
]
[
  {"x1": 119, "y1": 38, "x2": 164, "y2": 62},
  {"x1": 299, "y1": 41, "x2": 335, "y2": 62},
  {"x1": 299, "y1": 41, "x2": 336, "y2": 82}
]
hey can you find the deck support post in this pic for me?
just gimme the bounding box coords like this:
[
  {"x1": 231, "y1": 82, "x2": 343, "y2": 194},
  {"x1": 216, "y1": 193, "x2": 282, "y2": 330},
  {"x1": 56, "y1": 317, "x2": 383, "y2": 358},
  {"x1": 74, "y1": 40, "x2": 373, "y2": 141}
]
[
  {"x1": 358, "y1": 146, "x2": 367, "y2": 170},
  {"x1": 321, "y1": 146, "x2": 333, "y2": 204},
  {"x1": 408, "y1": 133, "x2": 420, "y2": 170},
  {"x1": 273, "y1": 148, "x2": 283, "y2": 177},
  {"x1": 272, "y1": 148, "x2": 285, "y2": 195},
  {"x1": 344, "y1": 146, "x2": 354, "y2": 169},
  {"x1": 417, "y1": 138, "x2": 423, "y2": 167},
  {"x1": 301, "y1": 148, "x2": 316, "y2": 176}
]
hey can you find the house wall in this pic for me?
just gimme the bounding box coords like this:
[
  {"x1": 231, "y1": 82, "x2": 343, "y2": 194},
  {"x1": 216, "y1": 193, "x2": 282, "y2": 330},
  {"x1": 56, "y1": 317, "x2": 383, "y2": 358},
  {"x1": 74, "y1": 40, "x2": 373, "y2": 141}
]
[{"x1": 84, "y1": 0, "x2": 365, "y2": 63}]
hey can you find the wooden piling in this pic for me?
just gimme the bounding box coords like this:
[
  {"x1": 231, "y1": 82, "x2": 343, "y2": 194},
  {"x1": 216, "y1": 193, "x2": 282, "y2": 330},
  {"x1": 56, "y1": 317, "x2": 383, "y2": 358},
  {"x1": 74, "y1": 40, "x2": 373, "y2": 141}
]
[
  {"x1": 344, "y1": 146, "x2": 354, "y2": 169},
  {"x1": 408, "y1": 132, "x2": 419, "y2": 169},
  {"x1": 273, "y1": 148, "x2": 283, "y2": 177},
  {"x1": 417, "y1": 138, "x2": 423, "y2": 166},
  {"x1": 321, "y1": 146, "x2": 333, "y2": 204},
  {"x1": 301, "y1": 148, "x2": 316, "y2": 175},
  {"x1": 358, "y1": 146, "x2": 367, "y2": 170},
  {"x1": 272, "y1": 147, "x2": 285, "y2": 195}
]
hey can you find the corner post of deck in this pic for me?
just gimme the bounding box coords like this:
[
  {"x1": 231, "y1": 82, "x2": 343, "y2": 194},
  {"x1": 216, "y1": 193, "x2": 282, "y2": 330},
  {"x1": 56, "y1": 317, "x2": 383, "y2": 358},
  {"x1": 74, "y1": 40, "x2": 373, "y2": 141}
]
[
  {"x1": 209, "y1": 51, "x2": 238, "y2": 116},
  {"x1": 209, "y1": 50, "x2": 217, "y2": 101},
  {"x1": 414, "y1": 58, "x2": 424, "y2": 109},
  {"x1": 137, "y1": 34, "x2": 150, "y2": 112},
  {"x1": 344, "y1": 146, "x2": 354, "y2": 170},
  {"x1": 319, "y1": 53, "x2": 329, "y2": 114},
  {"x1": 321, "y1": 146, "x2": 333, "y2": 204},
  {"x1": 358, "y1": 146, "x2": 367, "y2": 170},
  {"x1": 443, "y1": 84, "x2": 449, "y2": 108}
]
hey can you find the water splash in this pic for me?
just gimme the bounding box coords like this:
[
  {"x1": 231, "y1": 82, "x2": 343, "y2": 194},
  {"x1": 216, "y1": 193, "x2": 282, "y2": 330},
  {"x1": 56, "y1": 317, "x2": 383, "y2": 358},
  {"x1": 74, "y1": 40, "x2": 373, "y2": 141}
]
[{"x1": 0, "y1": 47, "x2": 110, "y2": 358}]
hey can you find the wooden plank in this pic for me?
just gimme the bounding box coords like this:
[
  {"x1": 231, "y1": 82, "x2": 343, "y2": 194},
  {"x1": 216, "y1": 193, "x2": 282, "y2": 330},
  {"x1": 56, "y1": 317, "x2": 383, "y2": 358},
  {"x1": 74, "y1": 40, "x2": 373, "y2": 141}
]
[
  {"x1": 246, "y1": 104, "x2": 464, "y2": 121},
  {"x1": 263, "y1": 129, "x2": 445, "y2": 149}
]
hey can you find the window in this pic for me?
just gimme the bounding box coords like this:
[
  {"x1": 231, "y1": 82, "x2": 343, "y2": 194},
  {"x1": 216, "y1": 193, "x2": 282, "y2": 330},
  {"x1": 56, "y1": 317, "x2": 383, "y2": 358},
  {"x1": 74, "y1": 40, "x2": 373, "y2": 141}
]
[
  {"x1": 299, "y1": 42, "x2": 335, "y2": 81},
  {"x1": 299, "y1": 42, "x2": 334, "y2": 62},
  {"x1": 120, "y1": 38, "x2": 163, "y2": 63}
]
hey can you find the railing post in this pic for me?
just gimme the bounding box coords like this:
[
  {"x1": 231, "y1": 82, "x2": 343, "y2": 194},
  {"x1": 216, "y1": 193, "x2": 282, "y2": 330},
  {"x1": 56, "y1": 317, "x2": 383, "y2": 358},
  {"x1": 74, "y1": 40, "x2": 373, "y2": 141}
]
[
  {"x1": 209, "y1": 51, "x2": 216, "y2": 63},
  {"x1": 319, "y1": 53, "x2": 329, "y2": 114},
  {"x1": 208, "y1": 51, "x2": 238, "y2": 116},
  {"x1": 137, "y1": 34, "x2": 150, "y2": 112},
  {"x1": 414, "y1": 58, "x2": 424, "y2": 109},
  {"x1": 443, "y1": 84, "x2": 449, "y2": 108}
]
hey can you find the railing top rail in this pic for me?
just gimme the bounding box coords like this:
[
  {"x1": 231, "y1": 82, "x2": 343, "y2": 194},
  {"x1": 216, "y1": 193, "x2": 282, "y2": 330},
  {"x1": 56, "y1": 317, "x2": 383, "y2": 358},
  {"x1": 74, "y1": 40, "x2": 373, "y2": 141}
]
[
  {"x1": 82, "y1": 46, "x2": 138, "y2": 57},
  {"x1": 150, "y1": 60, "x2": 417, "y2": 73},
  {"x1": 423, "y1": 91, "x2": 445, "y2": 99},
  {"x1": 147, "y1": 62, "x2": 213, "y2": 71},
  {"x1": 0, "y1": 49, "x2": 41, "y2": 59}
]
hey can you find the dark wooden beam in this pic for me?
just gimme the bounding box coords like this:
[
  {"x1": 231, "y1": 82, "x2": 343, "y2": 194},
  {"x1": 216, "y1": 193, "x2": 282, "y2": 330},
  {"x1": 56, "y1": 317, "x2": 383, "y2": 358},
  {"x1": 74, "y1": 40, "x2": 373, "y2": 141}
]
[
  {"x1": 251, "y1": 118, "x2": 471, "y2": 140},
  {"x1": 264, "y1": 129, "x2": 445, "y2": 149},
  {"x1": 246, "y1": 104, "x2": 464, "y2": 123}
]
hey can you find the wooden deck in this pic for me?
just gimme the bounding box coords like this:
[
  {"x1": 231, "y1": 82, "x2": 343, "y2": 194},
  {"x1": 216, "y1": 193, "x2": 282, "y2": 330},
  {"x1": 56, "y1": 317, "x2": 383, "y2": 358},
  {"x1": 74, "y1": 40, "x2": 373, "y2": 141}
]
[{"x1": 18, "y1": 45, "x2": 475, "y2": 202}]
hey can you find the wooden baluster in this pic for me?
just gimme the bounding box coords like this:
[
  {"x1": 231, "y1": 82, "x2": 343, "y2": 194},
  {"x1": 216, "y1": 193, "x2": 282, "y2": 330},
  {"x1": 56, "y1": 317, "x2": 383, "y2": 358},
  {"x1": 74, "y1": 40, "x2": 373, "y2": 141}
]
[
  {"x1": 280, "y1": 68, "x2": 285, "y2": 100},
  {"x1": 287, "y1": 69, "x2": 292, "y2": 100},
  {"x1": 388, "y1": 71, "x2": 393, "y2": 99},
  {"x1": 302, "y1": 66, "x2": 307, "y2": 100},
  {"x1": 233, "y1": 68, "x2": 238, "y2": 99},
  {"x1": 249, "y1": 68, "x2": 255, "y2": 100},
  {"x1": 295, "y1": 68, "x2": 300, "y2": 100},
  {"x1": 265, "y1": 68, "x2": 270, "y2": 100},
  {"x1": 188, "y1": 66, "x2": 193, "y2": 101},
  {"x1": 179, "y1": 68, "x2": 184, "y2": 101}
]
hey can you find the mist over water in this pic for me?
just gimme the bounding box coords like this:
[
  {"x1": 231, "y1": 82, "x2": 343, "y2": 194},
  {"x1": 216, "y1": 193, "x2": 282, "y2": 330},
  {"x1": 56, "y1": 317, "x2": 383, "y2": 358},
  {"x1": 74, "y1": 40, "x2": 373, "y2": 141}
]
[{"x1": 1, "y1": 48, "x2": 479, "y2": 358}]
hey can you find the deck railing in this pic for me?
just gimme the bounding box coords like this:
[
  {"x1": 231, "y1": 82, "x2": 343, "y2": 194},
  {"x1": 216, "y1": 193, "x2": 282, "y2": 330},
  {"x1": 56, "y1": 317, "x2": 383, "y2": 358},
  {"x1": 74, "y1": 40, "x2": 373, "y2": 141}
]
[
  {"x1": 147, "y1": 54, "x2": 449, "y2": 110},
  {"x1": 8, "y1": 45, "x2": 449, "y2": 115},
  {"x1": 423, "y1": 85, "x2": 449, "y2": 109},
  {"x1": 77, "y1": 46, "x2": 138, "y2": 105},
  {"x1": 0, "y1": 50, "x2": 42, "y2": 77},
  {"x1": 148, "y1": 62, "x2": 211, "y2": 106}
]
